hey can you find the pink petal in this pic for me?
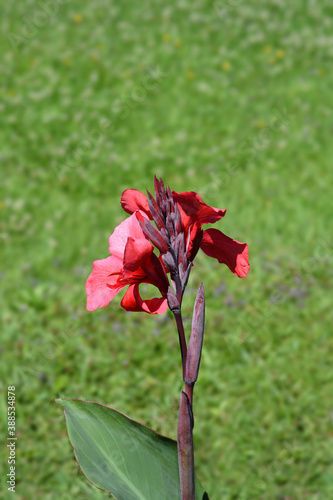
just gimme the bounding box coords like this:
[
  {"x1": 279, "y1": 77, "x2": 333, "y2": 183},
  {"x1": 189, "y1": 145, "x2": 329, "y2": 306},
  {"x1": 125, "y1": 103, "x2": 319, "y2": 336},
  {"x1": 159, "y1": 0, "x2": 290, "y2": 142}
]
[
  {"x1": 109, "y1": 212, "x2": 149, "y2": 258},
  {"x1": 200, "y1": 228, "x2": 250, "y2": 278},
  {"x1": 123, "y1": 236, "x2": 154, "y2": 277},
  {"x1": 120, "y1": 189, "x2": 152, "y2": 218},
  {"x1": 172, "y1": 191, "x2": 226, "y2": 228},
  {"x1": 120, "y1": 284, "x2": 168, "y2": 314},
  {"x1": 86, "y1": 256, "x2": 124, "y2": 311}
]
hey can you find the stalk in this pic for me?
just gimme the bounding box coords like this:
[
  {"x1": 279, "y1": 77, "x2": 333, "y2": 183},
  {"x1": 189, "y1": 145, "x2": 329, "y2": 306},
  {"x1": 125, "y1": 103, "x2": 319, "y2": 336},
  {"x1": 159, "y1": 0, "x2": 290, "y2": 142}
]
[{"x1": 173, "y1": 310, "x2": 195, "y2": 500}]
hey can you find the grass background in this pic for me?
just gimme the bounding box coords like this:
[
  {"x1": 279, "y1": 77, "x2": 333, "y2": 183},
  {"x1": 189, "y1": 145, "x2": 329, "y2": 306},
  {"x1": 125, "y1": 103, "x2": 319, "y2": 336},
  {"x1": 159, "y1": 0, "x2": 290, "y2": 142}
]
[{"x1": 1, "y1": 0, "x2": 333, "y2": 498}]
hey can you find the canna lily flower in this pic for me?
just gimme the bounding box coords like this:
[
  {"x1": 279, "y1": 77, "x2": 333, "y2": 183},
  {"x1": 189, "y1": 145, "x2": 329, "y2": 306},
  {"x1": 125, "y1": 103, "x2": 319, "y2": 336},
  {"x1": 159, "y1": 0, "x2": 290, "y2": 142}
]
[
  {"x1": 121, "y1": 178, "x2": 250, "y2": 279},
  {"x1": 86, "y1": 176, "x2": 249, "y2": 316},
  {"x1": 86, "y1": 212, "x2": 169, "y2": 314}
]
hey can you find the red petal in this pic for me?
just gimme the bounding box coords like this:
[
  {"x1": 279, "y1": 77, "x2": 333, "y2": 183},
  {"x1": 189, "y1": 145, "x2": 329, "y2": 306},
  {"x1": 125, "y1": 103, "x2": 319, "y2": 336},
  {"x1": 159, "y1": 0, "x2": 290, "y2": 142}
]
[
  {"x1": 187, "y1": 224, "x2": 204, "y2": 262},
  {"x1": 200, "y1": 228, "x2": 250, "y2": 278},
  {"x1": 86, "y1": 256, "x2": 124, "y2": 311},
  {"x1": 109, "y1": 212, "x2": 149, "y2": 258},
  {"x1": 120, "y1": 284, "x2": 168, "y2": 314},
  {"x1": 123, "y1": 236, "x2": 154, "y2": 277},
  {"x1": 172, "y1": 191, "x2": 226, "y2": 228},
  {"x1": 120, "y1": 189, "x2": 152, "y2": 218}
]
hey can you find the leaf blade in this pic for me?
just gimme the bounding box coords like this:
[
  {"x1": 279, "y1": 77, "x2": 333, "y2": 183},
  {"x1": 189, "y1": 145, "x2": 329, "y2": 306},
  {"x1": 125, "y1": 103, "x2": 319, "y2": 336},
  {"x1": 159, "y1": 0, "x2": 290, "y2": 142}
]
[{"x1": 56, "y1": 399, "x2": 208, "y2": 500}]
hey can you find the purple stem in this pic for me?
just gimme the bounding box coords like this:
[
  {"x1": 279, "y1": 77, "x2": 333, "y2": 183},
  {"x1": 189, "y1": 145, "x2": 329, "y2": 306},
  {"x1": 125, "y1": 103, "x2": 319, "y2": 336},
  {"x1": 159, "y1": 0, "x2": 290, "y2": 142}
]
[
  {"x1": 173, "y1": 310, "x2": 195, "y2": 500},
  {"x1": 178, "y1": 392, "x2": 195, "y2": 500}
]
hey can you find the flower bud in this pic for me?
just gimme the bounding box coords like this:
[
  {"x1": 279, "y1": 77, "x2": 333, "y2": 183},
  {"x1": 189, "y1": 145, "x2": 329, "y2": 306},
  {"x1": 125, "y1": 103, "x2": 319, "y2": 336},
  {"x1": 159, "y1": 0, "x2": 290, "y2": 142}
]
[
  {"x1": 180, "y1": 261, "x2": 192, "y2": 289},
  {"x1": 162, "y1": 252, "x2": 177, "y2": 273},
  {"x1": 146, "y1": 190, "x2": 166, "y2": 231},
  {"x1": 185, "y1": 283, "x2": 205, "y2": 385},
  {"x1": 167, "y1": 286, "x2": 180, "y2": 312},
  {"x1": 137, "y1": 215, "x2": 169, "y2": 254}
]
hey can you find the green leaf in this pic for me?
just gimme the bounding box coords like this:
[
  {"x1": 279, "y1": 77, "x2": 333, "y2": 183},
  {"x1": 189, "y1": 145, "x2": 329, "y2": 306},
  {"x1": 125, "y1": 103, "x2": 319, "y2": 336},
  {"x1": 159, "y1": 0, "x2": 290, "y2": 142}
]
[{"x1": 56, "y1": 399, "x2": 208, "y2": 500}]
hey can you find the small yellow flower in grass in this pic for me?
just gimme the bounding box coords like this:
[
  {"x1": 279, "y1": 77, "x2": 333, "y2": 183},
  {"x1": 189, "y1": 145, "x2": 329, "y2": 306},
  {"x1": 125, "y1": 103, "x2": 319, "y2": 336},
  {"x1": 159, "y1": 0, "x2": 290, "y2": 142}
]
[
  {"x1": 162, "y1": 34, "x2": 171, "y2": 43},
  {"x1": 186, "y1": 70, "x2": 195, "y2": 79},
  {"x1": 269, "y1": 57, "x2": 276, "y2": 65},
  {"x1": 221, "y1": 61, "x2": 231, "y2": 71},
  {"x1": 97, "y1": 43, "x2": 104, "y2": 51},
  {"x1": 174, "y1": 39, "x2": 182, "y2": 48},
  {"x1": 263, "y1": 45, "x2": 272, "y2": 53},
  {"x1": 8, "y1": 89, "x2": 15, "y2": 96},
  {"x1": 63, "y1": 58, "x2": 72, "y2": 66},
  {"x1": 256, "y1": 120, "x2": 266, "y2": 128},
  {"x1": 0, "y1": 202, "x2": 3, "y2": 209},
  {"x1": 318, "y1": 68, "x2": 326, "y2": 76},
  {"x1": 276, "y1": 49, "x2": 285, "y2": 59},
  {"x1": 73, "y1": 14, "x2": 83, "y2": 23}
]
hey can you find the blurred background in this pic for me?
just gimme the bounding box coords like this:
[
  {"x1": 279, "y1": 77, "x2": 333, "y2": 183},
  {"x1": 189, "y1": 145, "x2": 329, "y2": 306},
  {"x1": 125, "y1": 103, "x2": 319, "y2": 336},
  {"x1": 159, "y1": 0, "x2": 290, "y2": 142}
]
[{"x1": 1, "y1": 1, "x2": 332, "y2": 498}]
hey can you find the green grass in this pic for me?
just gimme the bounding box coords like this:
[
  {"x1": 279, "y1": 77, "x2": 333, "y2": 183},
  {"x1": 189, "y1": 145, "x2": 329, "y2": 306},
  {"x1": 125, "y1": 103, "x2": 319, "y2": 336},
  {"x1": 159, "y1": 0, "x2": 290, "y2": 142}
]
[{"x1": 1, "y1": 0, "x2": 333, "y2": 498}]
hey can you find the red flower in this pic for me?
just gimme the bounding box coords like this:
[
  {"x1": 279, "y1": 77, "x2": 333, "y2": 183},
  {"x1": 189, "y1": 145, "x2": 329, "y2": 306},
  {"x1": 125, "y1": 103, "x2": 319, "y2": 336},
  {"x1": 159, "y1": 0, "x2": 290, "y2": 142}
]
[
  {"x1": 86, "y1": 212, "x2": 168, "y2": 314},
  {"x1": 87, "y1": 179, "x2": 249, "y2": 316},
  {"x1": 121, "y1": 189, "x2": 250, "y2": 278}
]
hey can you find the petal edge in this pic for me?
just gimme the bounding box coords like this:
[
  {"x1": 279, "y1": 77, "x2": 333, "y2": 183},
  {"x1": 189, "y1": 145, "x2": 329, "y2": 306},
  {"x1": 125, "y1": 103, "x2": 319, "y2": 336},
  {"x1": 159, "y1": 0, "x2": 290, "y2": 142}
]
[
  {"x1": 120, "y1": 189, "x2": 151, "y2": 218},
  {"x1": 200, "y1": 228, "x2": 250, "y2": 278},
  {"x1": 121, "y1": 284, "x2": 168, "y2": 314}
]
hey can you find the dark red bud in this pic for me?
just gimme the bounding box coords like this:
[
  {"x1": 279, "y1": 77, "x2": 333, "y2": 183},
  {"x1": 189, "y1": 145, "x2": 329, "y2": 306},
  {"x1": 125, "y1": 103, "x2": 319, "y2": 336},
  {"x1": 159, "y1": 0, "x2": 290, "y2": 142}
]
[
  {"x1": 162, "y1": 252, "x2": 177, "y2": 273},
  {"x1": 172, "y1": 232, "x2": 182, "y2": 259},
  {"x1": 174, "y1": 203, "x2": 182, "y2": 234},
  {"x1": 166, "y1": 213, "x2": 175, "y2": 239},
  {"x1": 166, "y1": 186, "x2": 174, "y2": 211},
  {"x1": 154, "y1": 176, "x2": 166, "y2": 203},
  {"x1": 180, "y1": 261, "x2": 192, "y2": 290},
  {"x1": 160, "y1": 227, "x2": 169, "y2": 242},
  {"x1": 167, "y1": 286, "x2": 180, "y2": 312},
  {"x1": 185, "y1": 283, "x2": 205, "y2": 385},
  {"x1": 137, "y1": 216, "x2": 169, "y2": 254},
  {"x1": 177, "y1": 234, "x2": 185, "y2": 266},
  {"x1": 146, "y1": 190, "x2": 166, "y2": 231}
]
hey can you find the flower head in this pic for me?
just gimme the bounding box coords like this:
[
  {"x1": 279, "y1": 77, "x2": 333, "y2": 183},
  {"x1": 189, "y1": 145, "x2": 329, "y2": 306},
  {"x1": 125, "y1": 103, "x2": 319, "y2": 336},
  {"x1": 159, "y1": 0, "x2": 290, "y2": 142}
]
[
  {"x1": 86, "y1": 176, "x2": 250, "y2": 315},
  {"x1": 121, "y1": 176, "x2": 250, "y2": 280}
]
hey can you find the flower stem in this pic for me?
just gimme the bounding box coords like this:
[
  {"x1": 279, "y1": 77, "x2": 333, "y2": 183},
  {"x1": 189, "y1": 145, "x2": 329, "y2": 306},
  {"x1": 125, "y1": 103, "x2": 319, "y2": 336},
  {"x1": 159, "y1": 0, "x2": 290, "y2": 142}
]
[
  {"x1": 185, "y1": 382, "x2": 193, "y2": 407},
  {"x1": 178, "y1": 392, "x2": 195, "y2": 500},
  {"x1": 173, "y1": 310, "x2": 195, "y2": 500}
]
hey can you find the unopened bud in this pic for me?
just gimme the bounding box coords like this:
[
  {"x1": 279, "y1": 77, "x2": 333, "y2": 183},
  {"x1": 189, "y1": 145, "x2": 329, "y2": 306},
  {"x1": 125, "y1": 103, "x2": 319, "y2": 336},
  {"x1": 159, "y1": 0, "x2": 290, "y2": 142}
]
[
  {"x1": 162, "y1": 252, "x2": 177, "y2": 273},
  {"x1": 166, "y1": 213, "x2": 175, "y2": 239},
  {"x1": 166, "y1": 186, "x2": 174, "y2": 210},
  {"x1": 154, "y1": 175, "x2": 166, "y2": 205},
  {"x1": 146, "y1": 190, "x2": 166, "y2": 230},
  {"x1": 137, "y1": 216, "x2": 169, "y2": 254},
  {"x1": 167, "y1": 286, "x2": 179, "y2": 312},
  {"x1": 174, "y1": 202, "x2": 182, "y2": 234},
  {"x1": 180, "y1": 261, "x2": 192, "y2": 289},
  {"x1": 185, "y1": 283, "x2": 205, "y2": 385},
  {"x1": 176, "y1": 234, "x2": 186, "y2": 266}
]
